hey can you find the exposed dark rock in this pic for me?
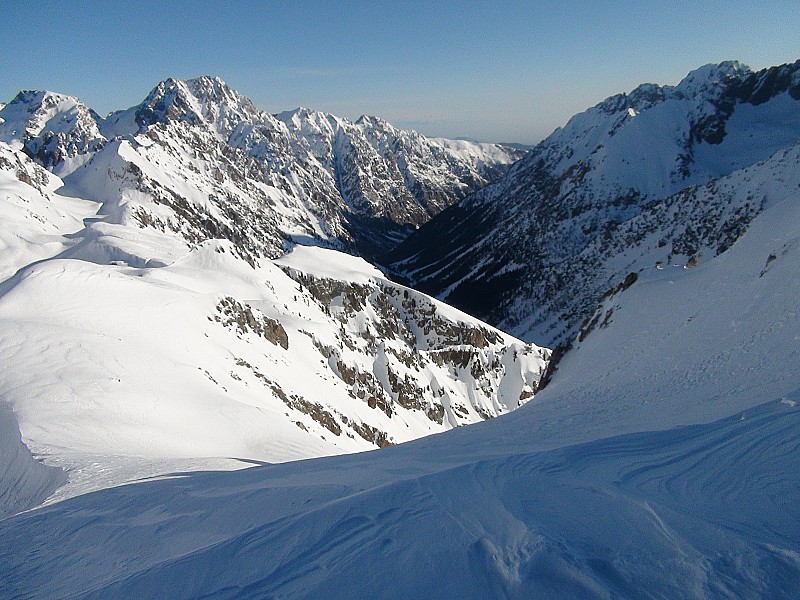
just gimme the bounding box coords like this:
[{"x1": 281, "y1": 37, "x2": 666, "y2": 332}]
[
  {"x1": 285, "y1": 394, "x2": 341, "y2": 437},
  {"x1": 214, "y1": 297, "x2": 288, "y2": 349}
]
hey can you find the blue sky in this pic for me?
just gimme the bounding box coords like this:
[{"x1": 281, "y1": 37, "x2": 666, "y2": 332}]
[{"x1": 1, "y1": 1, "x2": 798, "y2": 144}]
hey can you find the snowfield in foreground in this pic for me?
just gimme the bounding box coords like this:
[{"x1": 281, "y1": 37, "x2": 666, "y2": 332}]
[{"x1": 2, "y1": 402, "x2": 798, "y2": 598}]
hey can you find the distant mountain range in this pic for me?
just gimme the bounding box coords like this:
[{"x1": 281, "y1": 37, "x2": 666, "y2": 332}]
[
  {"x1": 0, "y1": 79, "x2": 542, "y2": 514},
  {"x1": 0, "y1": 77, "x2": 522, "y2": 261}
]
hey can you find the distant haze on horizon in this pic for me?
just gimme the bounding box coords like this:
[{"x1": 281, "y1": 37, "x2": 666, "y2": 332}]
[{"x1": 2, "y1": 0, "x2": 799, "y2": 145}]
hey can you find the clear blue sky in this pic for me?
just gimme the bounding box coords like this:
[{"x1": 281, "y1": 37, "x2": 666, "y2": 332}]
[{"x1": 1, "y1": 1, "x2": 798, "y2": 144}]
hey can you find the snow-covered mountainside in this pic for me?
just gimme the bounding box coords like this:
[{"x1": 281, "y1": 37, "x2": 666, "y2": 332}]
[
  {"x1": 388, "y1": 60, "x2": 800, "y2": 347},
  {"x1": 276, "y1": 108, "x2": 518, "y2": 253},
  {"x1": 0, "y1": 135, "x2": 546, "y2": 510},
  {"x1": 2, "y1": 152, "x2": 798, "y2": 597},
  {"x1": 0, "y1": 77, "x2": 522, "y2": 260},
  {"x1": 0, "y1": 79, "x2": 530, "y2": 511}
]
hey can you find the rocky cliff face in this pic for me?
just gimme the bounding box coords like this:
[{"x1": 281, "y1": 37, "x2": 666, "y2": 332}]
[
  {"x1": 276, "y1": 108, "x2": 522, "y2": 255},
  {"x1": 276, "y1": 247, "x2": 548, "y2": 435},
  {"x1": 0, "y1": 90, "x2": 105, "y2": 174}
]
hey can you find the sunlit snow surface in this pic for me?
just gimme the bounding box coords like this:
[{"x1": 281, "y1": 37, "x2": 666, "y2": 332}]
[{"x1": 0, "y1": 134, "x2": 546, "y2": 512}]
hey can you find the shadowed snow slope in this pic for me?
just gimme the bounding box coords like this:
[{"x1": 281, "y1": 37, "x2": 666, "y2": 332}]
[
  {"x1": 1, "y1": 400, "x2": 797, "y2": 599},
  {"x1": 0, "y1": 403, "x2": 66, "y2": 519},
  {"x1": 1, "y1": 138, "x2": 799, "y2": 597}
]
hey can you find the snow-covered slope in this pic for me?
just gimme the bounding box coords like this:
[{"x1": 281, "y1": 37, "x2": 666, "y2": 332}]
[
  {"x1": 0, "y1": 243, "x2": 533, "y2": 496},
  {"x1": 0, "y1": 133, "x2": 546, "y2": 507},
  {"x1": 0, "y1": 402, "x2": 66, "y2": 520},
  {"x1": 2, "y1": 62, "x2": 798, "y2": 598},
  {"x1": 0, "y1": 79, "x2": 535, "y2": 511},
  {"x1": 5, "y1": 401, "x2": 797, "y2": 599},
  {"x1": 2, "y1": 172, "x2": 798, "y2": 596},
  {"x1": 276, "y1": 108, "x2": 521, "y2": 253},
  {"x1": 0, "y1": 142, "x2": 100, "y2": 281},
  {"x1": 388, "y1": 60, "x2": 800, "y2": 346}
]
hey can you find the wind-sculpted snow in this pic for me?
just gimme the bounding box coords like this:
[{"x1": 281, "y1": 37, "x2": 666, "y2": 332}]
[
  {"x1": 0, "y1": 402, "x2": 66, "y2": 519},
  {"x1": 1, "y1": 398, "x2": 796, "y2": 599}
]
